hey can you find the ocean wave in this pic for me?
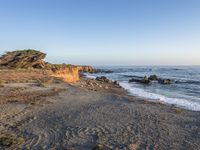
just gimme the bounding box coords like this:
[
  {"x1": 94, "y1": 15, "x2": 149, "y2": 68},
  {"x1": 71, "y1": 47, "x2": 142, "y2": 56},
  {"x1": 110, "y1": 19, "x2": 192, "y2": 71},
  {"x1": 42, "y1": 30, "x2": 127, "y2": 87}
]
[
  {"x1": 84, "y1": 74, "x2": 96, "y2": 79},
  {"x1": 122, "y1": 75, "x2": 143, "y2": 78},
  {"x1": 174, "y1": 79, "x2": 200, "y2": 84},
  {"x1": 120, "y1": 82, "x2": 200, "y2": 111}
]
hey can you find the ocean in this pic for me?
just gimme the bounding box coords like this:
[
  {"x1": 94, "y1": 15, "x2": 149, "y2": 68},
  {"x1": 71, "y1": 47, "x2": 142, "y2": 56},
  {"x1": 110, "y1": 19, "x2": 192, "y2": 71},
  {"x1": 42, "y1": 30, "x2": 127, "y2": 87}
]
[{"x1": 85, "y1": 66, "x2": 200, "y2": 111}]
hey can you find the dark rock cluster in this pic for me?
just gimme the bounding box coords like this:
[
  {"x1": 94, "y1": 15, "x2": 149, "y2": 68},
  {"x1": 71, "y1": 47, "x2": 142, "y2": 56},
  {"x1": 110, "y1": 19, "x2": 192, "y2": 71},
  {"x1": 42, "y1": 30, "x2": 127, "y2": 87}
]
[
  {"x1": 96, "y1": 76, "x2": 110, "y2": 83},
  {"x1": 129, "y1": 76, "x2": 150, "y2": 84},
  {"x1": 96, "y1": 76, "x2": 121, "y2": 87},
  {"x1": 158, "y1": 79, "x2": 171, "y2": 84},
  {"x1": 129, "y1": 75, "x2": 172, "y2": 85}
]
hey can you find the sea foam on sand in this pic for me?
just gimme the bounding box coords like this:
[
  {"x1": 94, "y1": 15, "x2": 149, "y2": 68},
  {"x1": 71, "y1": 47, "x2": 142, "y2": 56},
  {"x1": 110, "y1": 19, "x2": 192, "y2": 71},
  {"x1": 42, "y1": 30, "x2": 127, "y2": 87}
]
[{"x1": 120, "y1": 82, "x2": 200, "y2": 111}]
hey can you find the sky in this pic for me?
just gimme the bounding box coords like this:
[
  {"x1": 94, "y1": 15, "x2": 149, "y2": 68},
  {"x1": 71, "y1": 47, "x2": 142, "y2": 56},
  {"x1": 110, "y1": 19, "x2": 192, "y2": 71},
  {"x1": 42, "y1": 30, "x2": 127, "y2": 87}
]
[{"x1": 0, "y1": 0, "x2": 200, "y2": 66}]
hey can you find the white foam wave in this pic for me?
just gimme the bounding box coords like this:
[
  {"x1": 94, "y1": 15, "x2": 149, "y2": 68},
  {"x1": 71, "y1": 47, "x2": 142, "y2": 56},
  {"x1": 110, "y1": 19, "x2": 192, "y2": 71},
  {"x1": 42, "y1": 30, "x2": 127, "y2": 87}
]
[
  {"x1": 84, "y1": 73, "x2": 96, "y2": 79},
  {"x1": 120, "y1": 82, "x2": 200, "y2": 111}
]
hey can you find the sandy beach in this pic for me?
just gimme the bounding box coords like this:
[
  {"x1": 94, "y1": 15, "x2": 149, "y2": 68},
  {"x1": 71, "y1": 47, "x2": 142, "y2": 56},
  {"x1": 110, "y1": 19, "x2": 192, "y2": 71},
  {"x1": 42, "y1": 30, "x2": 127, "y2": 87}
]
[
  {"x1": 1, "y1": 1, "x2": 200, "y2": 149},
  {"x1": 0, "y1": 0, "x2": 200, "y2": 150},
  {"x1": 0, "y1": 74, "x2": 200, "y2": 150}
]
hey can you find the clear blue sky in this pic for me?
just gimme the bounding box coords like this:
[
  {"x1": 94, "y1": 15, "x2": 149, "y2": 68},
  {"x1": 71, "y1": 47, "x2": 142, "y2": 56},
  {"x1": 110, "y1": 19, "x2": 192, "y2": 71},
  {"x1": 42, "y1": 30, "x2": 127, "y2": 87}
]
[{"x1": 0, "y1": 0, "x2": 200, "y2": 66}]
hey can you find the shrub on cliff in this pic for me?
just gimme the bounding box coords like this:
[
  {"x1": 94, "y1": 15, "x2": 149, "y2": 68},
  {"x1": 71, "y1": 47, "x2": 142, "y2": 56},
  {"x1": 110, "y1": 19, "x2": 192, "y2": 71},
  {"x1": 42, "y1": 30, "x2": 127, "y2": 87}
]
[{"x1": 51, "y1": 64, "x2": 73, "y2": 70}]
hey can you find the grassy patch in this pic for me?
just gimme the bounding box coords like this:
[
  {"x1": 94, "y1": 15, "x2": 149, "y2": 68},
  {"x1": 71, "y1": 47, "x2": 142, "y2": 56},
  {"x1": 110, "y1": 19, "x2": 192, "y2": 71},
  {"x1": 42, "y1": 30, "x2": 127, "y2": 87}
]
[
  {"x1": 36, "y1": 78, "x2": 53, "y2": 88},
  {"x1": 5, "y1": 49, "x2": 42, "y2": 55},
  {"x1": 37, "y1": 81, "x2": 48, "y2": 88},
  {"x1": 52, "y1": 64, "x2": 73, "y2": 70},
  {"x1": 0, "y1": 135, "x2": 24, "y2": 148},
  {"x1": 173, "y1": 108, "x2": 183, "y2": 113}
]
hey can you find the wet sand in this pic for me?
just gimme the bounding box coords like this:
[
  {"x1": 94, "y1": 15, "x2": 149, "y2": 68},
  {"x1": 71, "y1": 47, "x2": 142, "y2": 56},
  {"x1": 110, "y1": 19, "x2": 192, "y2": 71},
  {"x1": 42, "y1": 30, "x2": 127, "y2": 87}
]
[{"x1": 0, "y1": 77, "x2": 200, "y2": 150}]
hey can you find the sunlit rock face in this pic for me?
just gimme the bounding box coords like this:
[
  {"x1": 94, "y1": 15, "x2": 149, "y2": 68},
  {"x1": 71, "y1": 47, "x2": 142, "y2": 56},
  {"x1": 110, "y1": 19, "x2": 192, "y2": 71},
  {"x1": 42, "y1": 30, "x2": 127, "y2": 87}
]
[{"x1": 50, "y1": 66, "x2": 79, "y2": 84}]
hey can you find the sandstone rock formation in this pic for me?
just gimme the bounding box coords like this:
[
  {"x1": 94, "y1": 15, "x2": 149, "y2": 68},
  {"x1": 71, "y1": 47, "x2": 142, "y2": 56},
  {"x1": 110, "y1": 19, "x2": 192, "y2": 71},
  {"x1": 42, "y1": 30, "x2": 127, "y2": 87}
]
[
  {"x1": 77, "y1": 66, "x2": 94, "y2": 73},
  {"x1": 50, "y1": 64, "x2": 79, "y2": 83}
]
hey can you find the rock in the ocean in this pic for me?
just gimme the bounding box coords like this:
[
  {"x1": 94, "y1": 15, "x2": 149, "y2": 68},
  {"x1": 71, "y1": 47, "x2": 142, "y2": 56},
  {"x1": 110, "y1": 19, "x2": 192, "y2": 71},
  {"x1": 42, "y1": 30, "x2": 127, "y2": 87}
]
[
  {"x1": 148, "y1": 75, "x2": 158, "y2": 81},
  {"x1": 143, "y1": 76, "x2": 151, "y2": 84},
  {"x1": 129, "y1": 74, "x2": 172, "y2": 85},
  {"x1": 113, "y1": 81, "x2": 119, "y2": 85},
  {"x1": 158, "y1": 79, "x2": 171, "y2": 84},
  {"x1": 129, "y1": 76, "x2": 151, "y2": 84}
]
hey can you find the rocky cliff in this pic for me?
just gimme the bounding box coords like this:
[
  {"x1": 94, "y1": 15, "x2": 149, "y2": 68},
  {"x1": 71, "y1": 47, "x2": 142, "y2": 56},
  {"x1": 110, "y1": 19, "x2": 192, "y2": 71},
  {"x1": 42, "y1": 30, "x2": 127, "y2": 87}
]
[
  {"x1": 77, "y1": 65, "x2": 94, "y2": 73},
  {"x1": 0, "y1": 50, "x2": 47, "y2": 69},
  {"x1": 0, "y1": 50, "x2": 94, "y2": 84}
]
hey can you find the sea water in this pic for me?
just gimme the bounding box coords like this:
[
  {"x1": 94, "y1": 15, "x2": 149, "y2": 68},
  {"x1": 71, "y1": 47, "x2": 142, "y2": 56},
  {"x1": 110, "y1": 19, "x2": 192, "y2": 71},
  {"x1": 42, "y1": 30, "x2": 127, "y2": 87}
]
[{"x1": 85, "y1": 66, "x2": 200, "y2": 111}]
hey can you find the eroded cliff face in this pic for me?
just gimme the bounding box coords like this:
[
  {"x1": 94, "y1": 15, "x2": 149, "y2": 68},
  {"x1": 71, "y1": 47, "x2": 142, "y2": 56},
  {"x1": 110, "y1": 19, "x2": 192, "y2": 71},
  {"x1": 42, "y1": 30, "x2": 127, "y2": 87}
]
[
  {"x1": 50, "y1": 66, "x2": 79, "y2": 84},
  {"x1": 51, "y1": 65, "x2": 95, "y2": 83}
]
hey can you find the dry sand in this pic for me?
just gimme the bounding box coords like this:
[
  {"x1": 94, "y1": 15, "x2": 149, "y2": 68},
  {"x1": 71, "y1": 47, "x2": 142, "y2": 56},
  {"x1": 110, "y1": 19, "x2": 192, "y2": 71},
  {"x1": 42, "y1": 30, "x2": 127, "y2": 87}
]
[{"x1": 0, "y1": 77, "x2": 200, "y2": 150}]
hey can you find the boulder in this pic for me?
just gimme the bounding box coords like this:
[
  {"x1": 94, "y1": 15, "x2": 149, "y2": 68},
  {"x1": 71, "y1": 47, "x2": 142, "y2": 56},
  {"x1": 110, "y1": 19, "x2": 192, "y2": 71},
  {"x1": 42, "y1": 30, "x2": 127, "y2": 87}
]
[
  {"x1": 95, "y1": 76, "x2": 121, "y2": 88},
  {"x1": 96, "y1": 76, "x2": 110, "y2": 83},
  {"x1": 113, "y1": 80, "x2": 121, "y2": 88},
  {"x1": 158, "y1": 79, "x2": 171, "y2": 84},
  {"x1": 129, "y1": 76, "x2": 151, "y2": 84},
  {"x1": 129, "y1": 75, "x2": 172, "y2": 85},
  {"x1": 148, "y1": 75, "x2": 158, "y2": 81},
  {"x1": 113, "y1": 81, "x2": 119, "y2": 85}
]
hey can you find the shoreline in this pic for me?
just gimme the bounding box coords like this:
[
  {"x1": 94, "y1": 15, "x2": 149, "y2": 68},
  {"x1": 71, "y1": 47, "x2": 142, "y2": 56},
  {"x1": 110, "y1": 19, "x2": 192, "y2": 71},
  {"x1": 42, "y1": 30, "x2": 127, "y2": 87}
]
[
  {"x1": 0, "y1": 74, "x2": 200, "y2": 149},
  {"x1": 82, "y1": 76, "x2": 199, "y2": 113},
  {"x1": 84, "y1": 73, "x2": 200, "y2": 112}
]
